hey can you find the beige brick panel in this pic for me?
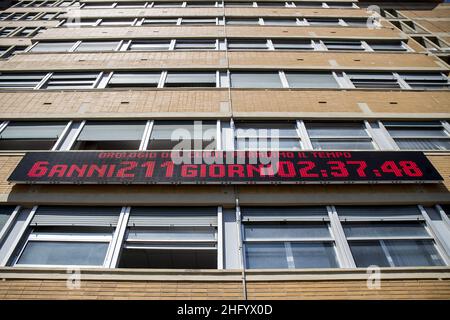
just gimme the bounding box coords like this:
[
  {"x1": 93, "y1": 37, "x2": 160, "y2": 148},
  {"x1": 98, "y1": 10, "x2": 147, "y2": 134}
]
[
  {"x1": 0, "y1": 278, "x2": 449, "y2": 300},
  {"x1": 231, "y1": 90, "x2": 450, "y2": 114},
  {"x1": 34, "y1": 26, "x2": 404, "y2": 41},
  {"x1": 0, "y1": 38, "x2": 32, "y2": 47},
  {"x1": 0, "y1": 156, "x2": 21, "y2": 195},
  {"x1": 428, "y1": 155, "x2": 450, "y2": 190},
  {"x1": 0, "y1": 21, "x2": 59, "y2": 28},
  {"x1": 400, "y1": 8, "x2": 450, "y2": 20},
  {"x1": 0, "y1": 90, "x2": 229, "y2": 118},
  {"x1": 0, "y1": 51, "x2": 444, "y2": 71},
  {"x1": 0, "y1": 51, "x2": 228, "y2": 71},
  {"x1": 0, "y1": 279, "x2": 245, "y2": 300},
  {"x1": 246, "y1": 279, "x2": 450, "y2": 300},
  {"x1": 61, "y1": 7, "x2": 370, "y2": 19}
]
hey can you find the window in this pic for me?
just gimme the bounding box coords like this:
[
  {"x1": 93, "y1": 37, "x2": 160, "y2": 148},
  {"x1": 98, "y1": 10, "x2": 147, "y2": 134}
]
[
  {"x1": 227, "y1": 40, "x2": 268, "y2": 50},
  {"x1": 264, "y1": 19, "x2": 298, "y2": 26},
  {"x1": 257, "y1": 2, "x2": 287, "y2": 7},
  {"x1": 336, "y1": 206, "x2": 445, "y2": 267},
  {"x1": 307, "y1": 18, "x2": 340, "y2": 26},
  {"x1": 230, "y1": 71, "x2": 282, "y2": 88},
  {"x1": 40, "y1": 13, "x2": 58, "y2": 20},
  {"x1": 242, "y1": 207, "x2": 339, "y2": 269},
  {"x1": 234, "y1": 122, "x2": 301, "y2": 150},
  {"x1": 119, "y1": 207, "x2": 218, "y2": 269},
  {"x1": 271, "y1": 39, "x2": 314, "y2": 50},
  {"x1": 383, "y1": 121, "x2": 450, "y2": 151},
  {"x1": 323, "y1": 40, "x2": 364, "y2": 51},
  {"x1": 99, "y1": 19, "x2": 135, "y2": 26},
  {"x1": 164, "y1": 72, "x2": 217, "y2": 87},
  {"x1": 226, "y1": 18, "x2": 260, "y2": 25},
  {"x1": 305, "y1": 122, "x2": 375, "y2": 150},
  {"x1": 40, "y1": 72, "x2": 100, "y2": 89},
  {"x1": 0, "y1": 72, "x2": 45, "y2": 89},
  {"x1": 0, "y1": 46, "x2": 27, "y2": 59},
  {"x1": 14, "y1": 206, "x2": 121, "y2": 267},
  {"x1": 368, "y1": 41, "x2": 407, "y2": 52},
  {"x1": 0, "y1": 28, "x2": 16, "y2": 37},
  {"x1": 142, "y1": 18, "x2": 178, "y2": 25},
  {"x1": 31, "y1": 42, "x2": 77, "y2": 52},
  {"x1": 0, "y1": 206, "x2": 15, "y2": 233},
  {"x1": 0, "y1": 121, "x2": 67, "y2": 150},
  {"x1": 74, "y1": 41, "x2": 120, "y2": 52},
  {"x1": 346, "y1": 72, "x2": 401, "y2": 89},
  {"x1": 327, "y1": 2, "x2": 355, "y2": 8},
  {"x1": 152, "y1": 2, "x2": 184, "y2": 7},
  {"x1": 285, "y1": 72, "x2": 339, "y2": 88},
  {"x1": 63, "y1": 19, "x2": 98, "y2": 28},
  {"x1": 345, "y1": 18, "x2": 370, "y2": 28},
  {"x1": 116, "y1": 2, "x2": 147, "y2": 8},
  {"x1": 107, "y1": 72, "x2": 161, "y2": 87},
  {"x1": 175, "y1": 39, "x2": 217, "y2": 50},
  {"x1": 82, "y1": 2, "x2": 114, "y2": 8},
  {"x1": 398, "y1": 73, "x2": 450, "y2": 90},
  {"x1": 186, "y1": 2, "x2": 216, "y2": 7},
  {"x1": 180, "y1": 18, "x2": 217, "y2": 25},
  {"x1": 224, "y1": 2, "x2": 254, "y2": 7},
  {"x1": 147, "y1": 121, "x2": 217, "y2": 150},
  {"x1": 294, "y1": 2, "x2": 322, "y2": 8},
  {"x1": 129, "y1": 40, "x2": 171, "y2": 51},
  {"x1": 72, "y1": 121, "x2": 146, "y2": 150}
]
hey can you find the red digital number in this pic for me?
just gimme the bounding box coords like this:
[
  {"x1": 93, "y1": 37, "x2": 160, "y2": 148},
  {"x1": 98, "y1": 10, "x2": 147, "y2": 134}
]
[
  {"x1": 380, "y1": 161, "x2": 403, "y2": 177},
  {"x1": 399, "y1": 161, "x2": 423, "y2": 177},
  {"x1": 327, "y1": 161, "x2": 349, "y2": 178},
  {"x1": 346, "y1": 160, "x2": 367, "y2": 177},
  {"x1": 141, "y1": 161, "x2": 155, "y2": 177},
  {"x1": 298, "y1": 161, "x2": 319, "y2": 178}
]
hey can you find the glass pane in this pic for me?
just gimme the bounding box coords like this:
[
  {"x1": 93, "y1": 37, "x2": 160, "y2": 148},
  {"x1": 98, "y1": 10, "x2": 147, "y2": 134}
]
[
  {"x1": 142, "y1": 19, "x2": 178, "y2": 25},
  {"x1": 245, "y1": 243, "x2": 288, "y2": 269},
  {"x1": 311, "y1": 139, "x2": 375, "y2": 150},
  {"x1": 285, "y1": 72, "x2": 339, "y2": 88},
  {"x1": 308, "y1": 18, "x2": 340, "y2": 26},
  {"x1": 75, "y1": 41, "x2": 120, "y2": 51},
  {"x1": 385, "y1": 240, "x2": 444, "y2": 266},
  {"x1": 244, "y1": 223, "x2": 331, "y2": 240},
  {"x1": 291, "y1": 242, "x2": 339, "y2": 268},
  {"x1": 175, "y1": 40, "x2": 216, "y2": 49},
  {"x1": 394, "y1": 138, "x2": 450, "y2": 151},
  {"x1": 31, "y1": 42, "x2": 76, "y2": 52},
  {"x1": 272, "y1": 40, "x2": 313, "y2": 50},
  {"x1": 0, "y1": 206, "x2": 14, "y2": 232},
  {"x1": 235, "y1": 122, "x2": 298, "y2": 137},
  {"x1": 231, "y1": 72, "x2": 282, "y2": 88},
  {"x1": 165, "y1": 72, "x2": 216, "y2": 87},
  {"x1": 343, "y1": 222, "x2": 429, "y2": 238},
  {"x1": 236, "y1": 138, "x2": 301, "y2": 150},
  {"x1": 306, "y1": 122, "x2": 369, "y2": 137},
  {"x1": 336, "y1": 206, "x2": 423, "y2": 220},
  {"x1": 181, "y1": 18, "x2": 216, "y2": 25},
  {"x1": 108, "y1": 72, "x2": 161, "y2": 87},
  {"x1": 323, "y1": 40, "x2": 364, "y2": 51},
  {"x1": 17, "y1": 241, "x2": 108, "y2": 266},
  {"x1": 264, "y1": 19, "x2": 298, "y2": 26},
  {"x1": 127, "y1": 227, "x2": 216, "y2": 241},
  {"x1": 349, "y1": 241, "x2": 390, "y2": 267},
  {"x1": 77, "y1": 121, "x2": 146, "y2": 141},
  {"x1": 388, "y1": 127, "x2": 448, "y2": 137},
  {"x1": 226, "y1": 19, "x2": 260, "y2": 25},
  {"x1": 129, "y1": 41, "x2": 171, "y2": 51},
  {"x1": 228, "y1": 40, "x2": 268, "y2": 50},
  {"x1": 0, "y1": 121, "x2": 66, "y2": 139}
]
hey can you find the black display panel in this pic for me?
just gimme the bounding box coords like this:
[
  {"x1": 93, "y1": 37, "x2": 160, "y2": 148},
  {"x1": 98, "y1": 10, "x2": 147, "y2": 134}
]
[{"x1": 8, "y1": 151, "x2": 443, "y2": 184}]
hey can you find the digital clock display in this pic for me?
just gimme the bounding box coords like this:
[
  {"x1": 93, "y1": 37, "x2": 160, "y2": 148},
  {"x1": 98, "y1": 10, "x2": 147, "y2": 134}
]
[{"x1": 8, "y1": 151, "x2": 443, "y2": 184}]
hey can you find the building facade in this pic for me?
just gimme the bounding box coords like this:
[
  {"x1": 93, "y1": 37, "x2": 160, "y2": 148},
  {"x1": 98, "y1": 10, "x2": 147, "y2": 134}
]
[{"x1": 0, "y1": 0, "x2": 449, "y2": 300}]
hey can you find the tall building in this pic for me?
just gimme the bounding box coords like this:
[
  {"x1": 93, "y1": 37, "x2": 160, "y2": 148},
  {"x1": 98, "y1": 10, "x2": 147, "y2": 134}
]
[{"x1": 0, "y1": 0, "x2": 449, "y2": 300}]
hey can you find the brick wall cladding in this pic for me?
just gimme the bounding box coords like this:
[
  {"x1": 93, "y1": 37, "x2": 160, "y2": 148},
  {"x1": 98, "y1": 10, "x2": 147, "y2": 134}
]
[
  {"x1": 0, "y1": 51, "x2": 443, "y2": 71},
  {"x1": 0, "y1": 278, "x2": 449, "y2": 300}
]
